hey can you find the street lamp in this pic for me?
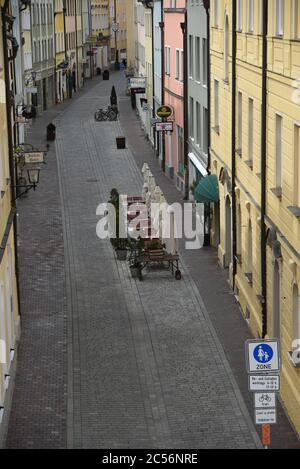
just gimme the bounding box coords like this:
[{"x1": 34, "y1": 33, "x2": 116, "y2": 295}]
[
  {"x1": 12, "y1": 168, "x2": 40, "y2": 200},
  {"x1": 113, "y1": 0, "x2": 119, "y2": 69}
]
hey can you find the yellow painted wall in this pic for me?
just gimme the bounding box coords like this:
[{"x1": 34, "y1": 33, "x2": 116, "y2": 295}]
[{"x1": 210, "y1": 0, "x2": 300, "y2": 437}]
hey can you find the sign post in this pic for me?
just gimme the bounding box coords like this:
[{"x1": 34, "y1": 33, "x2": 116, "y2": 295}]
[{"x1": 245, "y1": 339, "x2": 281, "y2": 449}]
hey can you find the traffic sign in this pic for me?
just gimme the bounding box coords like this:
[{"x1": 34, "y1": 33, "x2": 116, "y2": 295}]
[
  {"x1": 249, "y1": 374, "x2": 280, "y2": 392},
  {"x1": 255, "y1": 408, "x2": 277, "y2": 425},
  {"x1": 246, "y1": 339, "x2": 280, "y2": 373},
  {"x1": 156, "y1": 105, "x2": 173, "y2": 119},
  {"x1": 254, "y1": 392, "x2": 276, "y2": 409}
]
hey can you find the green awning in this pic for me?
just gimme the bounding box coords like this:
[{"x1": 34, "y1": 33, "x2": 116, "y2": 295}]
[{"x1": 194, "y1": 175, "x2": 219, "y2": 203}]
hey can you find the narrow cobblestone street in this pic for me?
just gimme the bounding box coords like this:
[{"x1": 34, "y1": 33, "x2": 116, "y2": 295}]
[{"x1": 5, "y1": 73, "x2": 299, "y2": 449}]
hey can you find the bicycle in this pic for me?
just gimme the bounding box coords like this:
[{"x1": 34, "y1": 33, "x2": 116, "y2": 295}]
[{"x1": 94, "y1": 106, "x2": 118, "y2": 122}]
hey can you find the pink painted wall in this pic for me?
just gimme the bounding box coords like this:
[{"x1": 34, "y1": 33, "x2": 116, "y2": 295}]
[{"x1": 163, "y1": 0, "x2": 185, "y2": 184}]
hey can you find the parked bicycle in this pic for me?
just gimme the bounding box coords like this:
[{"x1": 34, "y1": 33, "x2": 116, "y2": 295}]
[{"x1": 94, "y1": 105, "x2": 118, "y2": 122}]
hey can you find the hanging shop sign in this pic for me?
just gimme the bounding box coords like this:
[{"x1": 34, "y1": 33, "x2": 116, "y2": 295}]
[
  {"x1": 129, "y1": 77, "x2": 146, "y2": 94},
  {"x1": 155, "y1": 122, "x2": 173, "y2": 132},
  {"x1": 156, "y1": 105, "x2": 173, "y2": 119},
  {"x1": 24, "y1": 151, "x2": 45, "y2": 164}
]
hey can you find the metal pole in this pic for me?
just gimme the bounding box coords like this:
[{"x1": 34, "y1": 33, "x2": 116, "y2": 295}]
[{"x1": 114, "y1": 0, "x2": 119, "y2": 68}]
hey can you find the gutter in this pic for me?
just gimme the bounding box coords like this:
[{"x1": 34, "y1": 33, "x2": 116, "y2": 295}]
[
  {"x1": 159, "y1": 1, "x2": 165, "y2": 172},
  {"x1": 231, "y1": 0, "x2": 237, "y2": 286},
  {"x1": 261, "y1": 0, "x2": 268, "y2": 338},
  {"x1": 1, "y1": 0, "x2": 21, "y2": 317},
  {"x1": 181, "y1": 9, "x2": 189, "y2": 200}
]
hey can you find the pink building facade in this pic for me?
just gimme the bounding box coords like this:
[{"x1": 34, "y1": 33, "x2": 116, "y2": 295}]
[{"x1": 163, "y1": 0, "x2": 185, "y2": 192}]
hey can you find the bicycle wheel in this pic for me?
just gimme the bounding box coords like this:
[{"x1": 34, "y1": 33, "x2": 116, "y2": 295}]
[{"x1": 108, "y1": 109, "x2": 117, "y2": 121}]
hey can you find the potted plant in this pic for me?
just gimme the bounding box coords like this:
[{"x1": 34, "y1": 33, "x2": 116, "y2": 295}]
[{"x1": 115, "y1": 238, "x2": 128, "y2": 261}]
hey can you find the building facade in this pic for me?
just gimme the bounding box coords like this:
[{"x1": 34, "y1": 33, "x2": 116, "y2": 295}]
[
  {"x1": 31, "y1": 0, "x2": 55, "y2": 112},
  {"x1": 187, "y1": 0, "x2": 208, "y2": 196},
  {"x1": 109, "y1": 0, "x2": 127, "y2": 66},
  {"x1": 54, "y1": 0, "x2": 67, "y2": 102},
  {"x1": 163, "y1": 0, "x2": 185, "y2": 189},
  {"x1": 209, "y1": 0, "x2": 300, "y2": 437},
  {"x1": 125, "y1": 0, "x2": 135, "y2": 70},
  {"x1": 90, "y1": 0, "x2": 110, "y2": 73},
  {"x1": 0, "y1": 0, "x2": 21, "y2": 446},
  {"x1": 153, "y1": 0, "x2": 162, "y2": 160}
]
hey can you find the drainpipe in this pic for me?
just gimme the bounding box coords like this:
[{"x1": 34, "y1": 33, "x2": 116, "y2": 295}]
[
  {"x1": 203, "y1": 0, "x2": 211, "y2": 246},
  {"x1": 180, "y1": 10, "x2": 188, "y2": 200},
  {"x1": 150, "y1": 3, "x2": 156, "y2": 151},
  {"x1": 2, "y1": 0, "x2": 21, "y2": 317},
  {"x1": 231, "y1": 0, "x2": 237, "y2": 287},
  {"x1": 159, "y1": 3, "x2": 165, "y2": 172},
  {"x1": 261, "y1": 0, "x2": 268, "y2": 338}
]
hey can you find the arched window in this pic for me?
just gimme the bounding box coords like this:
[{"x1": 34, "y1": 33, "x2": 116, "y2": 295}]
[
  {"x1": 224, "y1": 13, "x2": 229, "y2": 82},
  {"x1": 293, "y1": 284, "x2": 300, "y2": 344}
]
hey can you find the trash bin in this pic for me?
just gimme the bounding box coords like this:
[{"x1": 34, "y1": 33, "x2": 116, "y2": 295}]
[
  {"x1": 103, "y1": 70, "x2": 110, "y2": 80},
  {"x1": 116, "y1": 136, "x2": 126, "y2": 149},
  {"x1": 96, "y1": 67, "x2": 102, "y2": 76},
  {"x1": 47, "y1": 123, "x2": 56, "y2": 141}
]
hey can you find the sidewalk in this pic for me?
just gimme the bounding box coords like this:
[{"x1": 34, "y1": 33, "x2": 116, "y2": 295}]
[{"x1": 118, "y1": 78, "x2": 300, "y2": 450}]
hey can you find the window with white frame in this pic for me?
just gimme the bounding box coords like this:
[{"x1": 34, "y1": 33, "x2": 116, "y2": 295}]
[
  {"x1": 294, "y1": 0, "x2": 300, "y2": 39},
  {"x1": 195, "y1": 37, "x2": 200, "y2": 82},
  {"x1": 203, "y1": 108, "x2": 208, "y2": 154},
  {"x1": 214, "y1": 80, "x2": 220, "y2": 131},
  {"x1": 214, "y1": 0, "x2": 219, "y2": 27},
  {"x1": 175, "y1": 49, "x2": 180, "y2": 80},
  {"x1": 196, "y1": 102, "x2": 201, "y2": 146},
  {"x1": 237, "y1": 92, "x2": 243, "y2": 153},
  {"x1": 237, "y1": 0, "x2": 243, "y2": 31},
  {"x1": 294, "y1": 124, "x2": 300, "y2": 206},
  {"x1": 165, "y1": 46, "x2": 171, "y2": 75},
  {"x1": 248, "y1": 98, "x2": 254, "y2": 164},
  {"x1": 189, "y1": 97, "x2": 194, "y2": 139},
  {"x1": 202, "y1": 38, "x2": 207, "y2": 86},
  {"x1": 275, "y1": 114, "x2": 283, "y2": 189},
  {"x1": 180, "y1": 50, "x2": 184, "y2": 82},
  {"x1": 189, "y1": 35, "x2": 193, "y2": 78},
  {"x1": 248, "y1": 0, "x2": 254, "y2": 33},
  {"x1": 275, "y1": 0, "x2": 284, "y2": 36}
]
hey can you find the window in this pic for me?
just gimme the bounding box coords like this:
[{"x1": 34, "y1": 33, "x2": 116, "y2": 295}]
[
  {"x1": 203, "y1": 108, "x2": 208, "y2": 155},
  {"x1": 165, "y1": 46, "x2": 171, "y2": 75},
  {"x1": 237, "y1": 0, "x2": 243, "y2": 31},
  {"x1": 237, "y1": 92, "x2": 243, "y2": 153},
  {"x1": 214, "y1": 80, "x2": 219, "y2": 131},
  {"x1": 275, "y1": 114, "x2": 283, "y2": 189},
  {"x1": 248, "y1": 98, "x2": 254, "y2": 164},
  {"x1": 189, "y1": 35, "x2": 193, "y2": 77},
  {"x1": 293, "y1": 124, "x2": 300, "y2": 206},
  {"x1": 275, "y1": 0, "x2": 284, "y2": 36},
  {"x1": 177, "y1": 126, "x2": 184, "y2": 173},
  {"x1": 247, "y1": 220, "x2": 253, "y2": 275},
  {"x1": 175, "y1": 49, "x2": 180, "y2": 80},
  {"x1": 195, "y1": 37, "x2": 200, "y2": 82},
  {"x1": 189, "y1": 97, "x2": 194, "y2": 139},
  {"x1": 293, "y1": 285, "x2": 300, "y2": 347},
  {"x1": 196, "y1": 102, "x2": 201, "y2": 146},
  {"x1": 248, "y1": 0, "x2": 254, "y2": 32},
  {"x1": 294, "y1": 0, "x2": 300, "y2": 39},
  {"x1": 202, "y1": 39, "x2": 207, "y2": 85},
  {"x1": 214, "y1": 0, "x2": 219, "y2": 27},
  {"x1": 180, "y1": 50, "x2": 184, "y2": 82},
  {"x1": 237, "y1": 204, "x2": 242, "y2": 258}
]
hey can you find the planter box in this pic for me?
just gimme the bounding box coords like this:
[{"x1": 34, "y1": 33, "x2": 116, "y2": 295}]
[
  {"x1": 116, "y1": 249, "x2": 127, "y2": 261},
  {"x1": 116, "y1": 136, "x2": 126, "y2": 149},
  {"x1": 129, "y1": 266, "x2": 139, "y2": 278}
]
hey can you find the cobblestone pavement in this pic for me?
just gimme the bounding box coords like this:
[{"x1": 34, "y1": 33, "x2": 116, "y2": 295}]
[
  {"x1": 54, "y1": 73, "x2": 260, "y2": 449},
  {"x1": 6, "y1": 72, "x2": 298, "y2": 449}
]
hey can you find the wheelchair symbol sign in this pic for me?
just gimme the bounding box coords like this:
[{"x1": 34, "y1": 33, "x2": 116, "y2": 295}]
[{"x1": 246, "y1": 340, "x2": 280, "y2": 373}]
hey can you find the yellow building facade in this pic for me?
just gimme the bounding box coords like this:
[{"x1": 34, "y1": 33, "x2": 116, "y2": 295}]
[
  {"x1": 125, "y1": 0, "x2": 135, "y2": 69},
  {"x1": 0, "y1": 0, "x2": 20, "y2": 445},
  {"x1": 210, "y1": 0, "x2": 300, "y2": 436},
  {"x1": 55, "y1": 0, "x2": 67, "y2": 101},
  {"x1": 109, "y1": 0, "x2": 127, "y2": 63}
]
